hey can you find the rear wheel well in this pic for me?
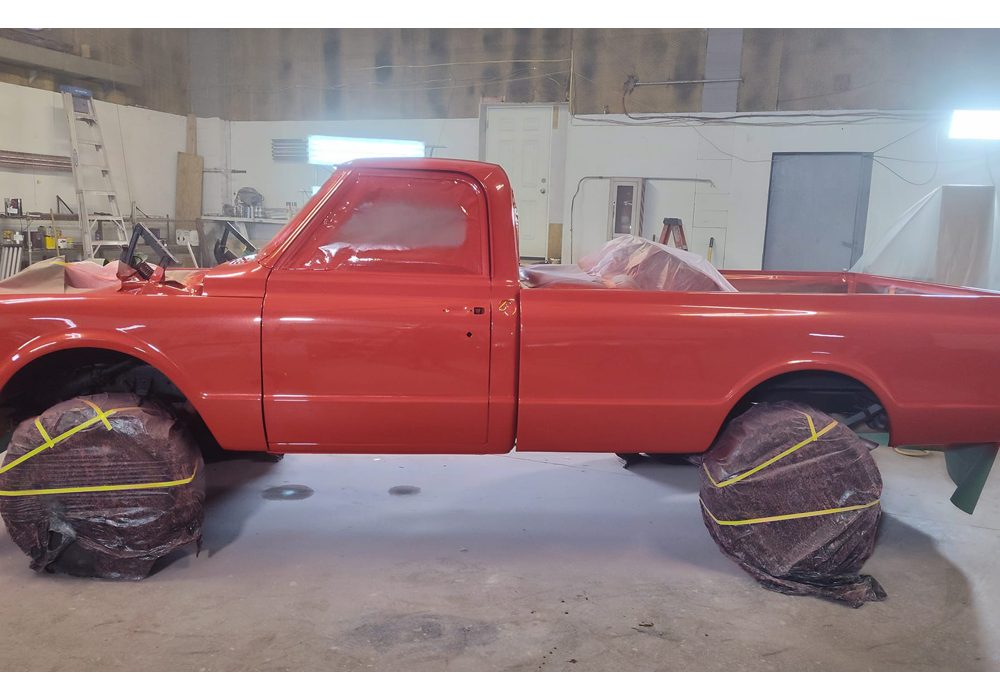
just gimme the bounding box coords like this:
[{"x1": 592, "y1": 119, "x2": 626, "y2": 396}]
[{"x1": 727, "y1": 370, "x2": 889, "y2": 434}]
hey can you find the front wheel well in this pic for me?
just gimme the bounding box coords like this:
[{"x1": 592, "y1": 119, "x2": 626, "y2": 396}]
[
  {"x1": 0, "y1": 348, "x2": 199, "y2": 443},
  {"x1": 727, "y1": 370, "x2": 890, "y2": 435}
]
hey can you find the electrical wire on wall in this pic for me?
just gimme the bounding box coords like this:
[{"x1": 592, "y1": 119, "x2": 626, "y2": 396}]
[
  {"x1": 567, "y1": 70, "x2": 938, "y2": 129},
  {"x1": 586, "y1": 70, "x2": 1000, "y2": 188},
  {"x1": 574, "y1": 111, "x2": 938, "y2": 128},
  {"x1": 868, "y1": 123, "x2": 1000, "y2": 188},
  {"x1": 564, "y1": 70, "x2": 1000, "y2": 270}
]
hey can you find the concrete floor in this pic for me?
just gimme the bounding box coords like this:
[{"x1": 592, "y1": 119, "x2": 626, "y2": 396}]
[{"x1": 0, "y1": 446, "x2": 997, "y2": 671}]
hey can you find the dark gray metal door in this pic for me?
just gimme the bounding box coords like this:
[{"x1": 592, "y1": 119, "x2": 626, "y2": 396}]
[{"x1": 762, "y1": 153, "x2": 873, "y2": 271}]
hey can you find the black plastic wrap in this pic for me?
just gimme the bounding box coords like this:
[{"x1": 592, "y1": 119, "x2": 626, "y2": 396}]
[
  {"x1": 697, "y1": 402, "x2": 886, "y2": 607},
  {"x1": 0, "y1": 393, "x2": 204, "y2": 579}
]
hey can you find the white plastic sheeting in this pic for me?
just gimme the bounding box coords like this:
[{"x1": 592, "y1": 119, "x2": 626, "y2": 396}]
[
  {"x1": 852, "y1": 185, "x2": 1000, "y2": 290},
  {"x1": 520, "y1": 235, "x2": 737, "y2": 292}
]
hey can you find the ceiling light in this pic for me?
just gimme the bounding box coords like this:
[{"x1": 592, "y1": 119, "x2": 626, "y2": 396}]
[{"x1": 949, "y1": 110, "x2": 1000, "y2": 140}]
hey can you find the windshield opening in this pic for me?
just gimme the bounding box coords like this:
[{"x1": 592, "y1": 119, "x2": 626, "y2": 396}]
[{"x1": 254, "y1": 168, "x2": 349, "y2": 264}]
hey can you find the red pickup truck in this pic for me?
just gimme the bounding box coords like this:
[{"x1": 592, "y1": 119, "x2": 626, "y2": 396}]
[{"x1": 1, "y1": 158, "x2": 998, "y2": 507}]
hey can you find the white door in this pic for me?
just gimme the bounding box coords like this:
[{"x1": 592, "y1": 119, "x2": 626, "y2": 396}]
[{"x1": 485, "y1": 106, "x2": 552, "y2": 260}]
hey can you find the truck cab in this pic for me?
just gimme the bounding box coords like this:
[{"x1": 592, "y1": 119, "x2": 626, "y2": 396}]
[{"x1": 253, "y1": 159, "x2": 521, "y2": 454}]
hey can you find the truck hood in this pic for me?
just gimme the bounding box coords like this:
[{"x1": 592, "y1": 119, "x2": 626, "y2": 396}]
[
  {"x1": 177, "y1": 255, "x2": 271, "y2": 298},
  {"x1": 0, "y1": 256, "x2": 270, "y2": 301}
]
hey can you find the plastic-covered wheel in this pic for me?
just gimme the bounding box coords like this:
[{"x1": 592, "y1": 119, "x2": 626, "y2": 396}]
[
  {"x1": 0, "y1": 393, "x2": 205, "y2": 579},
  {"x1": 697, "y1": 401, "x2": 885, "y2": 606}
]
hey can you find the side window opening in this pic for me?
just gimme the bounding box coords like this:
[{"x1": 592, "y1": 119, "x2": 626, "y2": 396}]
[{"x1": 292, "y1": 170, "x2": 486, "y2": 275}]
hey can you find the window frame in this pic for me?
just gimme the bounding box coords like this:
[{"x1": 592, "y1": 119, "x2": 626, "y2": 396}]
[{"x1": 277, "y1": 168, "x2": 491, "y2": 277}]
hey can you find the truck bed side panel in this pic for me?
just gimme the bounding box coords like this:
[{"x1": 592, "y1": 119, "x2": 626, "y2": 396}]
[{"x1": 517, "y1": 288, "x2": 1000, "y2": 452}]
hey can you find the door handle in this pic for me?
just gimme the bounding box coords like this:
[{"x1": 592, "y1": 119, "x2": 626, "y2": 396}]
[{"x1": 474, "y1": 307, "x2": 485, "y2": 314}]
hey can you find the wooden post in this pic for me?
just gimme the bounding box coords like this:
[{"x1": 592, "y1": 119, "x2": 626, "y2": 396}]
[{"x1": 186, "y1": 114, "x2": 197, "y2": 155}]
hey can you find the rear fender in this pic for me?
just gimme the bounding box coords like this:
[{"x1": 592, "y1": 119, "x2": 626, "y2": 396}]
[{"x1": 724, "y1": 358, "x2": 897, "y2": 428}]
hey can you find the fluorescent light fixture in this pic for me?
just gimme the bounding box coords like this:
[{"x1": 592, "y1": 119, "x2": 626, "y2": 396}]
[
  {"x1": 307, "y1": 135, "x2": 425, "y2": 166},
  {"x1": 949, "y1": 110, "x2": 1000, "y2": 140}
]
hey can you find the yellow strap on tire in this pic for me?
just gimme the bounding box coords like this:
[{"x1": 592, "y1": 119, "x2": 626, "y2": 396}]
[
  {"x1": 700, "y1": 497, "x2": 880, "y2": 526},
  {"x1": 0, "y1": 402, "x2": 196, "y2": 496},
  {"x1": 703, "y1": 413, "x2": 839, "y2": 488}
]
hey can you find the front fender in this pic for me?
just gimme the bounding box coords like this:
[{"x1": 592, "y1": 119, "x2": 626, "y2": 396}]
[
  {"x1": 0, "y1": 293, "x2": 266, "y2": 451},
  {"x1": 0, "y1": 329, "x2": 198, "y2": 404}
]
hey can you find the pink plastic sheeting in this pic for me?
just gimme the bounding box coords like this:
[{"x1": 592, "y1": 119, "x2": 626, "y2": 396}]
[
  {"x1": 0, "y1": 258, "x2": 122, "y2": 295},
  {"x1": 0, "y1": 257, "x2": 195, "y2": 296},
  {"x1": 520, "y1": 235, "x2": 737, "y2": 292}
]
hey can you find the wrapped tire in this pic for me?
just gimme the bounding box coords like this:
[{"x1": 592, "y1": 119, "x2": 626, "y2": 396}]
[
  {"x1": 0, "y1": 393, "x2": 204, "y2": 579},
  {"x1": 698, "y1": 401, "x2": 886, "y2": 607}
]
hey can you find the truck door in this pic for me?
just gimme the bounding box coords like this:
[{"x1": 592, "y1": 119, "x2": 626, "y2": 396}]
[{"x1": 261, "y1": 169, "x2": 492, "y2": 452}]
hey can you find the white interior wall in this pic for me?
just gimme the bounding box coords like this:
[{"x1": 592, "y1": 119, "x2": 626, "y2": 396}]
[
  {"x1": 562, "y1": 113, "x2": 999, "y2": 268},
  {"x1": 6, "y1": 78, "x2": 998, "y2": 274},
  {"x1": 1, "y1": 81, "x2": 480, "y2": 234},
  {"x1": 0, "y1": 82, "x2": 187, "y2": 229}
]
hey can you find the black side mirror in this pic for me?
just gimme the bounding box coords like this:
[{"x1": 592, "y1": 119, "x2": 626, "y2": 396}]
[
  {"x1": 121, "y1": 223, "x2": 179, "y2": 279},
  {"x1": 214, "y1": 222, "x2": 258, "y2": 265}
]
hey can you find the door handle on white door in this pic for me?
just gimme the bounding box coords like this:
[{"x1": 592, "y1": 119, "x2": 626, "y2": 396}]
[{"x1": 540, "y1": 188, "x2": 546, "y2": 194}]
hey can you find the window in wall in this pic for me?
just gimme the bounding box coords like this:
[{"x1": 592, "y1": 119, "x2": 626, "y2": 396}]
[
  {"x1": 307, "y1": 136, "x2": 426, "y2": 165},
  {"x1": 292, "y1": 171, "x2": 486, "y2": 275},
  {"x1": 607, "y1": 178, "x2": 645, "y2": 239}
]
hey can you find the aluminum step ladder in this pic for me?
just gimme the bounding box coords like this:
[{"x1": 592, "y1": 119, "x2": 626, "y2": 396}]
[{"x1": 61, "y1": 86, "x2": 129, "y2": 259}]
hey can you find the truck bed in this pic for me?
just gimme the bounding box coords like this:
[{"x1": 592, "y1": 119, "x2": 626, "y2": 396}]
[{"x1": 723, "y1": 270, "x2": 997, "y2": 296}]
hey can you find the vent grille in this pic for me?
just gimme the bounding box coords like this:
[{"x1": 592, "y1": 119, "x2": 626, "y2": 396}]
[
  {"x1": 0, "y1": 149, "x2": 72, "y2": 172},
  {"x1": 271, "y1": 139, "x2": 308, "y2": 162}
]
